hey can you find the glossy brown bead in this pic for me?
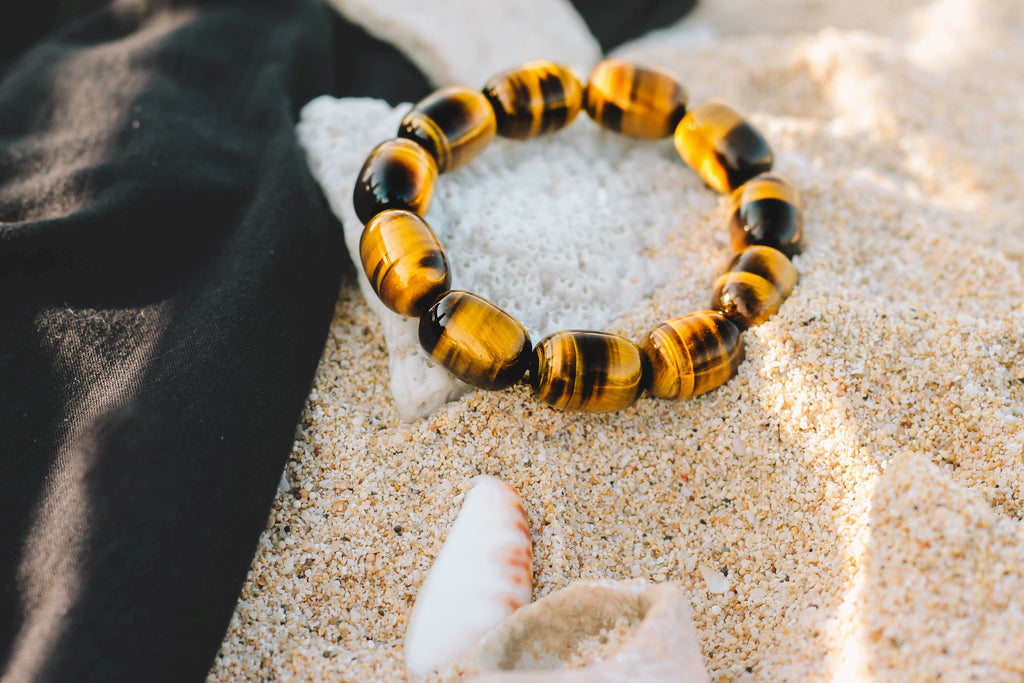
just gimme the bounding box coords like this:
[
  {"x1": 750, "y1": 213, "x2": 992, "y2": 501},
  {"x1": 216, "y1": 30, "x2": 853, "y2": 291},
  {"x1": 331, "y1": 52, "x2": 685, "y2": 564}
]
[
  {"x1": 711, "y1": 245, "x2": 797, "y2": 329},
  {"x1": 673, "y1": 99, "x2": 773, "y2": 194},
  {"x1": 530, "y1": 331, "x2": 647, "y2": 412},
  {"x1": 639, "y1": 311, "x2": 744, "y2": 400},
  {"x1": 482, "y1": 60, "x2": 583, "y2": 139},
  {"x1": 359, "y1": 210, "x2": 450, "y2": 317},
  {"x1": 729, "y1": 172, "x2": 804, "y2": 257},
  {"x1": 584, "y1": 58, "x2": 687, "y2": 139},
  {"x1": 419, "y1": 290, "x2": 532, "y2": 390},
  {"x1": 398, "y1": 86, "x2": 497, "y2": 173},
  {"x1": 352, "y1": 138, "x2": 437, "y2": 225}
]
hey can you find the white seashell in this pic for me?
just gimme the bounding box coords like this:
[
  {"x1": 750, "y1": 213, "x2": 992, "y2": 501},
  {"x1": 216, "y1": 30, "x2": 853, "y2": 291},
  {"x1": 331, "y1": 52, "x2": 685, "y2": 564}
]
[
  {"x1": 404, "y1": 474, "x2": 533, "y2": 673},
  {"x1": 467, "y1": 580, "x2": 710, "y2": 683}
]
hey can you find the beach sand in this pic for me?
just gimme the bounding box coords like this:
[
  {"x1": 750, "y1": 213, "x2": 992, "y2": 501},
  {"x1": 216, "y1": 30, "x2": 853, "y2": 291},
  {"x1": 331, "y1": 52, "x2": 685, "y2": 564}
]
[{"x1": 208, "y1": 0, "x2": 1024, "y2": 680}]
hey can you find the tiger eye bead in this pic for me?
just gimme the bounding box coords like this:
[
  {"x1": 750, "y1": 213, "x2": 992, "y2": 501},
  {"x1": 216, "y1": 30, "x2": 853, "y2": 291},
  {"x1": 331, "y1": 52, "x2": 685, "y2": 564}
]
[
  {"x1": 359, "y1": 210, "x2": 450, "y2": 318},
  {"x1": 673, "y1": 99, "x2": 773, "y2": 194},
  {"x1": 419, "y1": 290, "x2": 532, "y2": 390},
  {"x1": 530, "y1": 331, "x2": 647, "y2": 412},
  {"x1": 482, "y1": 60, "x2": 583, "y2": 139},
  {"x1": 640, "y1": 311, "x2": 744, "y2": 400},
  {"x1": 584, "y1": 59, "x2": 687, "y2": 139},
  {"x1": 398, "y1": 86, "x2": 497, "y2": 173},
  {"x1": 352, "y1": 138, "x2": 437, "y2": 225},
  {"x1": 729, "y1": 172, "x2": 804, "y2": 257},
  {"x1": 711, "y1": 246, "x2": 797, "y2": 330}
]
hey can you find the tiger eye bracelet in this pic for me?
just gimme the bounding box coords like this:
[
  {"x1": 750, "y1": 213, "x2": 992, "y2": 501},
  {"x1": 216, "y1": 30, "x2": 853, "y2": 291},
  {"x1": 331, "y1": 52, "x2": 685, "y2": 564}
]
[{"x1": 352, "y1": 58, "x2": 805, "y2": 413}]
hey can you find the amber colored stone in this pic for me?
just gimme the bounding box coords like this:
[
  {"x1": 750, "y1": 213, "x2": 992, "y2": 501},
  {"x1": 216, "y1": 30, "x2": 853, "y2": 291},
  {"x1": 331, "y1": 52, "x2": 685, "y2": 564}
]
[
  {"x1": 419, "y1": 291, "x2": 532, "y2": 390},
  {"x1": 711, "y1": 245, "x2": 797, "y2": 329},
  {"x1": 352, "y1": 138, "x2": 437, "y2": 225},
  {"x1": 639, "y1": 311, "x2": 744, "y2": 400},
  {"x1": 728, "y1": 172, "x2": 804, "y2": 257},
  {"x1": 359, "y1": 210, "x2": 450, "y2": 318},
  {"x1": 482, "y1": 60, "x2": 583, "y2": 139},
  {"x1": 673, "y1": 99, "x2": 773, "y2": 194},
  {"x1": 398, "y1": 86, "x2": 497, "y2": 173},
  {"x1": 530, "y1": 330, "x2": 647, "y2": 412},
  {"x1": 584, "y1": 58, "x2": 687, "y2": 139}
]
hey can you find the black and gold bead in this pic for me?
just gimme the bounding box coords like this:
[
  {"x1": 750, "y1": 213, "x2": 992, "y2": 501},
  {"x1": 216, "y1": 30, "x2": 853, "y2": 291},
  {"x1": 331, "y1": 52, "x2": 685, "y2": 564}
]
[
  {"x1": 711, "y1": 245, "x2": 797, "y2": 329},
  {"x1": 728, "y1": 172, "x2": 804, "y2": 257},
  {"x1": 673, "y1": 99, "x2": 773, "y2": 194},
  {"x1": 482, "y1": 60, "x2": 583, "y2": 139},
  {"x1": 584, "y1": 58, "x2": 687, "y2": 139},
  {"x1": 419, "y1": 290, "x2": 532, "y2": 390},
  {"x1": 398, "y1": 86, "x2": 497, "y2": 173},
  {"x1": 530, "y1": 330, "x2": 647, "y2": 412},
  {"x1": 359, "y1": 209, "x2": 450, "y2": 318},
  {"x1": 352, "y1": 138, "x2": 437, "y2": 225},
  {"x1": 639, "y1": 311, "x2": 744, "y2": 400}
]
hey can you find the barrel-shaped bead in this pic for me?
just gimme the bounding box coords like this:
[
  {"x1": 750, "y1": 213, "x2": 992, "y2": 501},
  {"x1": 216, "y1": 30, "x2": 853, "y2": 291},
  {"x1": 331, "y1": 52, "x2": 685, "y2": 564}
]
[
  {"x1": 711, "y1": 246, "x2": 797, "y2": 329},
  {"x1": 419, "y1": 291, "x2": 532, "y2": 390},
  {"x1": 584, "y1": 59, "x2": 687, "y2": 139},
  {"x1": 530, "y1": 331, "x2": 647, "y2": 412},
  {"x1": 673, "y1": 99, "x2": 773, "y2": 194},
  {"x1": 398, "y1": 86, "x2": 497, "y2": 173},
  {"x1": 353, "y1": 138, "x2": 437, "y2": 225},
  {"x1": 729, "y1": 172, "x2": 804, "y2": 257},
  {"x1": 359, "y1": 210, "x2": 451, "y2": 318},
  {"x1": 639, "y1": 312, "x2": 744, "y2": 400},
  {"x1": 482, "y1": 61, "x2": 583, "y2": 139}
]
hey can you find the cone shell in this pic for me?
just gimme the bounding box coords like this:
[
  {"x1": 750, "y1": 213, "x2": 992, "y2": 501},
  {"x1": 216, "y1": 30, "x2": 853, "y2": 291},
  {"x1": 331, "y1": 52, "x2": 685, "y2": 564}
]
[{"x1": 404, "y1": 475, "x2": 533, "y2": 674}]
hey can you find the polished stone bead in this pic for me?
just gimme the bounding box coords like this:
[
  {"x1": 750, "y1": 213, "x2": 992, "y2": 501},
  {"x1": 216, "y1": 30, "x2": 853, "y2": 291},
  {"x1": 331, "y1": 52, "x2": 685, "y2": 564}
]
[
  {"x1": 729, "y1": 172, "x2": 804, "y2": 257},
  {"x1": 359, "y1": 210, "x2": 450, "y2": 318},
  {"x1": 530, "y1": 330, "x2": 647, "y2": 412},
  {"x1": 584, "y1": 58, "x2": 687, "y2": 139},
  {"x1": 639, "y1": 311, "x2": 744, "y2": 400},
  {"x1": 419, "y1": 290, "x2": 532, "y2": 390},
  {"x1": 482, "y1": 60, "x2": 583, "y2": 139},
  {"x1": 711, "y1": 245, "x2": 797, "y2": 329},
  {"x1": 398, "y1": 86, "x2": 497, "y2": 173},
  {"x1": 352, "y1": 138, "x2": 437, "y2": 225},
  {"x1": 673, "y1": 99, "x2": 773, "y2": 193}
]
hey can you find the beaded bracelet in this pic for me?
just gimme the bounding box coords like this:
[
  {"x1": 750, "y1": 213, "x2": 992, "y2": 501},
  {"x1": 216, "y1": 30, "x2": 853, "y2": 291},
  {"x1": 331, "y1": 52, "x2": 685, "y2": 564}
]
[{"x1": 352, "y1": 58, "x2": 805, "y2": 413}]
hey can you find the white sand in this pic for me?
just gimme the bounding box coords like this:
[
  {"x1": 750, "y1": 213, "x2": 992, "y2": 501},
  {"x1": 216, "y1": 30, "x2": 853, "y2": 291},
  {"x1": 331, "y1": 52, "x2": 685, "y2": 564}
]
[{"x1": 209, "y1": 0, "x2": 1024, "y2": 680}]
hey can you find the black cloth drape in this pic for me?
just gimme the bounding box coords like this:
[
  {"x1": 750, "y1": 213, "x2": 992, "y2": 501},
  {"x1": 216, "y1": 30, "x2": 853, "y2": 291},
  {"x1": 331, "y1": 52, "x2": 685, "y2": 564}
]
[{"x1": 0, "y1": 1, "x2": 695, "y2": 681}]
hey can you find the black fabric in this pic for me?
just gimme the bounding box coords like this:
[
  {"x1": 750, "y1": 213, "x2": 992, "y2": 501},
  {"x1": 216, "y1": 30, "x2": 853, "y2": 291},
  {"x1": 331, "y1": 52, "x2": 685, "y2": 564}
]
[
  {"x1": 0, "y1": 1, "x2": 696, "y2": 681},
  {"x1": 0, "y1": 1, "x2": 430, "y2": 681},
  {"x1": 568, "y1": 0, "x2": 699, "y2": 52}
]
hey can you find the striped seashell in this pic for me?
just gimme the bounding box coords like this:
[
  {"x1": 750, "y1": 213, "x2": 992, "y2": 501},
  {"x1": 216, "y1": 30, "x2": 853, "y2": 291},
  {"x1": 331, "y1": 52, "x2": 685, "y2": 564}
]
[{"x1": 404, "y1": 475, "x2": 533, "y2": 674}]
